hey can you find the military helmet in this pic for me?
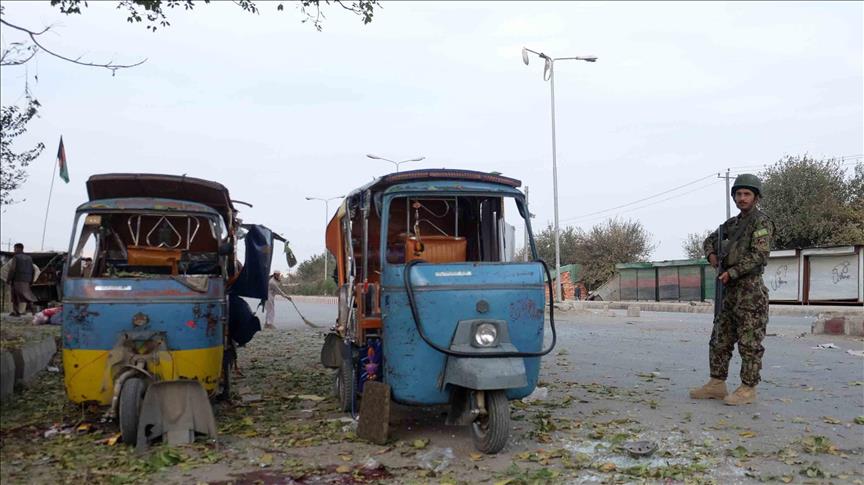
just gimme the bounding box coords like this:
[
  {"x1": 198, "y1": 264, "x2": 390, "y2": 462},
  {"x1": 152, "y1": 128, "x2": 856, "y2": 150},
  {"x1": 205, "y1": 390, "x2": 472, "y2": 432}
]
[{"x1": 731, "y1": 173, "x2": 762, "y2": 197}]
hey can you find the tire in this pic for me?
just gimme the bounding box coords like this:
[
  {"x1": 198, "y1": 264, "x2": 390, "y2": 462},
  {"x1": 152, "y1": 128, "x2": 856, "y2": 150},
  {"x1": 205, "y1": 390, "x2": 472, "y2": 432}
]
[
  {"x1": 471, "y1": 390, "x2": 510, "y2": 454},
  {"x1": 335, "y1": 358, "x2": 355, "y2": 412},
  {"x1": 119, "y1": 377, "x2": 147, "y2": 444}
]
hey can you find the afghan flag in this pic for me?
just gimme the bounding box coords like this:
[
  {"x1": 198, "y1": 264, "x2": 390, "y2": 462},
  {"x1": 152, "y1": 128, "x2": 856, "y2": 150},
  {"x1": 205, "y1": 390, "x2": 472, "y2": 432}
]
[{"x1": 57, "y1": 136, "x2": 69, "y2": 183}]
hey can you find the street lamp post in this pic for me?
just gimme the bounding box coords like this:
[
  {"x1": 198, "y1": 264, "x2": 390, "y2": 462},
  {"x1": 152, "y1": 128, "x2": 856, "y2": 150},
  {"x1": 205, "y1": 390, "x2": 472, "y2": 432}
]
[
  {"x1": 522, "y1": 47, "x2": 597, "y2": 302},
  {"x1": 305, "y1": 195, "x2": 345, "y2": 282},
  {"x1": 366, "y1": 154, "x2": 425, "y2": 172}
]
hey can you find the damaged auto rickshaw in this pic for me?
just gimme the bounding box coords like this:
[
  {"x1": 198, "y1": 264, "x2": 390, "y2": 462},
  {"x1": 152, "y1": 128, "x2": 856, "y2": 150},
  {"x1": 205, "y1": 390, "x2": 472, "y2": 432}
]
[
  {"x1": 61, "y1": 174, "x2": 281, "y2": 449},
  {"x1": 320, "y1": 169, "x2": 556, "y2": 454}
]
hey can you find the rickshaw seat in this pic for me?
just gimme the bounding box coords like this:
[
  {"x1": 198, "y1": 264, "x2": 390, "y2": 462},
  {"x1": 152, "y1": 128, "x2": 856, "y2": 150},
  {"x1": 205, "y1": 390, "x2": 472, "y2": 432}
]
[
  {"x1": 404, "y1": 235, "x2": 467, "y2": 263},
  {"x1": 127, "y1": 246, "x2": 181, "y2": 275}
]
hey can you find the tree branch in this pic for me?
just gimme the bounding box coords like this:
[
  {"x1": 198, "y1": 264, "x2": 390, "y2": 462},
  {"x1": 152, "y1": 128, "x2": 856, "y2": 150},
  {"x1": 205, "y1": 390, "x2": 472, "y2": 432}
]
[
  {"x1": 0, "y1": 17, "x2": 146, "y2": 73},
  {"x1": 0, "y1": 44, "x2": 38, "y2": 66}
]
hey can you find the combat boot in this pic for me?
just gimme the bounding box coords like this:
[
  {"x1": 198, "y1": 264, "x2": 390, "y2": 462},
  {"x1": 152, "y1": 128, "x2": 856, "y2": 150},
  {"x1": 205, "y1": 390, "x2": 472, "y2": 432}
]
[
  {"x1": 723, "y1": 385, "x2": 756, "y2": 405},
  {"x1": 689, "y1": 378, "x2": 728, "y2": 400}
]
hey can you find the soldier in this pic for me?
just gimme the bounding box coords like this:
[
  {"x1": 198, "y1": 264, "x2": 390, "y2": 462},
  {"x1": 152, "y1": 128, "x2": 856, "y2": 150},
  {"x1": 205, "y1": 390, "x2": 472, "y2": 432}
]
[{"x1": 690, "y1": 174, "x2": 774, "y2": 405}]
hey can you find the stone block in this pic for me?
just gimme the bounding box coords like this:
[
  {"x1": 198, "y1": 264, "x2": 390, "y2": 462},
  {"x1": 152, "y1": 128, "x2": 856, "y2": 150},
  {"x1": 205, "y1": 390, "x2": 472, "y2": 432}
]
[
  {"x1": 12, "y1": 337, "x2": 57, "y2": 384},
  {"x1": 357, "y1": 381, "x2": 390, "y2": 445},
  {"x1": 627, "y1": 305, "x2": 641, "y2": 317}
]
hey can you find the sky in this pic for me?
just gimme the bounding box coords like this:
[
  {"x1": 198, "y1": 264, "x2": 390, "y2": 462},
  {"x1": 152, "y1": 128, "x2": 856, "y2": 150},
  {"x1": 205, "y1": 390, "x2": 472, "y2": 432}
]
[{"x1": 1, "y1": 1, "x2": 862, "y2": 271}]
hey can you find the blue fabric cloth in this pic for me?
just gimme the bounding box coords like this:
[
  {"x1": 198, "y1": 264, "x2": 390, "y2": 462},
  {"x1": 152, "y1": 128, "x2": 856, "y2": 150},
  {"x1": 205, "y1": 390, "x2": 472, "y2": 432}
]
[
  {"x1": 228, "y1": 294, "x2": 260, "y2": 346},
  {"x1": 230, "y1": 225, "x2": 274, "y2": 300}
]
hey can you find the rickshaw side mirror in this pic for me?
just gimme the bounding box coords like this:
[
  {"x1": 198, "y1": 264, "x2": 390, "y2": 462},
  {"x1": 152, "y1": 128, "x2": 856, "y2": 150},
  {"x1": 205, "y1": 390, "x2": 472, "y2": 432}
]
[{"x1": 218, "y1": 241, "x2": 234, "y2": 256}]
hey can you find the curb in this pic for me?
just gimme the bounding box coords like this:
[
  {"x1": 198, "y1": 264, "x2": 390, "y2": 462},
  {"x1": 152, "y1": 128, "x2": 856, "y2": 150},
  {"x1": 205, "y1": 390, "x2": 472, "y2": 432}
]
[
  {"x1": 558, "y1": 300, "x2": 864, "y2": 318},
  {"x1": 288, "y1": 295, "x2": 338, "y2": 305},
  {"x1": 0, "y1": 336, "x2": 58, "y2": 403}
]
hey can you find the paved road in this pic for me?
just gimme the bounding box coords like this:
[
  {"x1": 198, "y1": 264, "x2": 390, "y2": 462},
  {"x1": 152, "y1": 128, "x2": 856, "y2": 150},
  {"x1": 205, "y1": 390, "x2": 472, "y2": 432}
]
[
  {"x1": 248, "y1": 297, "x2": 337, "y2": 330},
  {"x1": 252, "y1": 299, "x2": 864, "y2": 482}
]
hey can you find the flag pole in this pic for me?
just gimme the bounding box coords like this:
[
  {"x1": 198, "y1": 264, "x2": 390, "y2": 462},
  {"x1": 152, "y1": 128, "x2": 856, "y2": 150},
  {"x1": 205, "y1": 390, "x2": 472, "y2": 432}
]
[{"x1": 40, "y1": 140, "x2": 60, "y2": 251}]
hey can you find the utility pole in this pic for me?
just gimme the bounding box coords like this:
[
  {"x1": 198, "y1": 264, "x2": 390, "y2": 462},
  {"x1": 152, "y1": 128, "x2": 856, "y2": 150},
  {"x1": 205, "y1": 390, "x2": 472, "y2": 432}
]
[
  {"x1": 718, "y1": 169, "x2": 731, "y2": 219},
  {"x1": 523, "y1": 186, "x2": 530, "y2": 262}
]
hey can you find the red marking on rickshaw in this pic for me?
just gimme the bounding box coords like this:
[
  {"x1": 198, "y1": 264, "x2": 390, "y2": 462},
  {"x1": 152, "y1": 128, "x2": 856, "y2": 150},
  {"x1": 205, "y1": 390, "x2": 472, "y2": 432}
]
[{"x1": 186, "y1": 320, "x2": 197, "y2": 328}]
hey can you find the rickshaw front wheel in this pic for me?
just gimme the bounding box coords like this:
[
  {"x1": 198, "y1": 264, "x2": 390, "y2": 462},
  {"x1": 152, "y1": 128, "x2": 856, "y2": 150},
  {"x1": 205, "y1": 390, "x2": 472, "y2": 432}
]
[
  {"x1": 470, "y1": 390, "x2": 510, "y2": 454},
  {"x1": 119, "y1": 377, "x2": 147, "y2": 444}
]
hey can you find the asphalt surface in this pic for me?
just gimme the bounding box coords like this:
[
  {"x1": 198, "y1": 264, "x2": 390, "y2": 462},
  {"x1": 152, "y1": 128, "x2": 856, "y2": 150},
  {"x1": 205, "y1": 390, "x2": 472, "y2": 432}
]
[{"x1": 257, "y1": 298, "x2": 864, "y2": 482}]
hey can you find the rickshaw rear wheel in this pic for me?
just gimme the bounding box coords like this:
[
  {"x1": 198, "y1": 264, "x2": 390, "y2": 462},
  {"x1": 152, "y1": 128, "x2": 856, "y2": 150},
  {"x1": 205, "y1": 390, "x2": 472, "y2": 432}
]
[
  {"x1": 470, "y1": 390, "x2": 510, "y2": 454},
  {"x1": 119, "y1": 377, "x2": 147, "y2": 444},
  {"x1": 335, "y1": 358, "x2": 356, "y2": 412}
]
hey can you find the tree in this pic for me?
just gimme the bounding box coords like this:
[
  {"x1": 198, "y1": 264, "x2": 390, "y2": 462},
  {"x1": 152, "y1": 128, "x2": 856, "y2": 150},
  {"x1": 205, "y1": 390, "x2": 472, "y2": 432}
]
[
  {"x1": 760, "y1": 155, "x2": 863, "y2": 249},
  {"x1": 0, "y1": 94, "x2": 44, "y2": 206},
  {"x1": 523, "y1": 223, "x2": 581, "y2": 266},
  {"x1": 528, "y1": 218, "x2": 653, "y2": 290},
  {"x1": 574, "y1": 218, "x2": 654, "y2": 290},
  {"x1": 682, "y1": 230, "x2": 712, "y2": 259},
  {"x1": 289, "y1": 252, "x2": 337, "y2": 295}
]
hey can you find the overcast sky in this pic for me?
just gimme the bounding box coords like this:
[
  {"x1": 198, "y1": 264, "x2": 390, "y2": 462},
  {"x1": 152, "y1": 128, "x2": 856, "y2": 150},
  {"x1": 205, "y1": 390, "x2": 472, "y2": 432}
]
[{"x1": 1, "y1": 1, "x2": 861, "y2": 269}]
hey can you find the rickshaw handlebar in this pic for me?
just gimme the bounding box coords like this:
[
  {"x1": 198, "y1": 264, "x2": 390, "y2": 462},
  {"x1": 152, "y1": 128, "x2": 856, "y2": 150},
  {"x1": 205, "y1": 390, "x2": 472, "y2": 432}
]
[{"x1": 403, "y1": 259, "x2": 557, "y2": 358}]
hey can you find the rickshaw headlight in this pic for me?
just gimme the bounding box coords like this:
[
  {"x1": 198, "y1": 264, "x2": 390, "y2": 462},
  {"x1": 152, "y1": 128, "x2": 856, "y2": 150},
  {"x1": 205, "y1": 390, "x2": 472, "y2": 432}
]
[{"x1": 473, "y1": 322, "x2": 498, "y2": 347}]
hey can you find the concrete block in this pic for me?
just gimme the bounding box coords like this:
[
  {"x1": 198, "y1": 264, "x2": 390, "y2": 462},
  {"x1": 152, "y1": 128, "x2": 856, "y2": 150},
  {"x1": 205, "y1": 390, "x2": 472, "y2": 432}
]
[
  {"x1": 12, "y1": 337, "x2": 57, "y2": 384},
  {"x1": 0, "y1": 351, "x2": 14, "y2": 402},
  {"x1": 627, "y1": 305, "x2": 641, "y2": 317},
  {"x1": 845, "y1": 316, "x2": 864, "y2": 337},
  {"x1": 823, "y1": 317, "x2": 846, "y2": 335}
]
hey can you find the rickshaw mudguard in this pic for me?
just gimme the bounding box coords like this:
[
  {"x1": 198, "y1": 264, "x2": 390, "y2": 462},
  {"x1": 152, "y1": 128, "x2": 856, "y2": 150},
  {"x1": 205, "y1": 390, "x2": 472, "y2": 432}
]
[
  {"x1": 135, "y1": 379, "x2": 217, "y2": 451},
  {"x1": 442, "y1": 353, "x2": 528, "y2": 390},
  {"x1": 441, "y1": 320, "x2": 528, "y2": 391},
  {"x1": 320, "y1": 333, "x2": 346, "y2": 369}
]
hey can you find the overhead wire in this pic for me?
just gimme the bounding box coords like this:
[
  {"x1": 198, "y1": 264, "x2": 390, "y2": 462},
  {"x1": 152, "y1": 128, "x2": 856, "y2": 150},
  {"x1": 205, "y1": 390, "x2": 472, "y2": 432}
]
[
  {"x1": 559, "y1": 172, "x2": 717, "y2": 223},
  {"x1": 564, "y1": 180, "x2": 723, "y2": 224},
  {"x1": 558, "y1": 153, "x2": 864, "y2": 226}
]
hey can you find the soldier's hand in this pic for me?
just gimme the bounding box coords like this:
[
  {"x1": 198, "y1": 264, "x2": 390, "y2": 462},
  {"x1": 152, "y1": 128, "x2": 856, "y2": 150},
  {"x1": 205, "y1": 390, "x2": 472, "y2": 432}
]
[
  {"x1": 708, "y1": 254, "x2": 718, "y2": 268},
  {"x1": 718, "y1": 271, "x2": 730, "y2": 285}
]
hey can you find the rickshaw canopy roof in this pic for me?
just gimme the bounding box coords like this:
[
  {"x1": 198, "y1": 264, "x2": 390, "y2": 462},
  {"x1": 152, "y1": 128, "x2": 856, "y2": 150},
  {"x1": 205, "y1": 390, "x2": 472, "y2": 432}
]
[
  {"x1": 345, "y1": 169, "x2": 521, "y2": 199},
  {"x1": 87, "y1": 174, "x2": 235, "y2": 224},
  {"x1": 76, "y1": 197, "x2": 222, "y2": 218}
]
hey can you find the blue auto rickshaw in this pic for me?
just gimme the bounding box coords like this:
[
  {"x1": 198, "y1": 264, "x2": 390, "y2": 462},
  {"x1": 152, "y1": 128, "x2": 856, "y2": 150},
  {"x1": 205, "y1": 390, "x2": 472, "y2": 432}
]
[
  {"x1": 321, "y1": 169, "x2": 556, "y2": 453},
  {"x1": 62, "y1": 174, "x2": 279, "y2": 448}
]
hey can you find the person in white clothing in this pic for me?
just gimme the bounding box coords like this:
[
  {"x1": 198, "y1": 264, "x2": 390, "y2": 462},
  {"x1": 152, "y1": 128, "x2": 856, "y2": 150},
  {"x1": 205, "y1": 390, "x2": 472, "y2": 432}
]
[{"x1": 265, "y1": 272, "x2": 291, "y2": 329}]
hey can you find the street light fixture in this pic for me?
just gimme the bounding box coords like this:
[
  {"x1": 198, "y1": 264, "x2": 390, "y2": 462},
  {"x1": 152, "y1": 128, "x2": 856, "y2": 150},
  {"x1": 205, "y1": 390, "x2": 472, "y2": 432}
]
[
  {"x1": 366, "y1": 153, "x2": 426, "y2": 172},
  {"x1": 522, "y1": 46, "x2": 597, "y2": 302},
  {"x1": 305, "y1": 195, "x2": 345, "y2": 282}
]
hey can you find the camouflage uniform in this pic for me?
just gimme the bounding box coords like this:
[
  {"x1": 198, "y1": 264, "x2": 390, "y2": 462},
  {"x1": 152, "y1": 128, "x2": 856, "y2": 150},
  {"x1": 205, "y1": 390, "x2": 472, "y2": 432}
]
[{"x1": 703, "y1": 209, "x2": 774, "y2": 387}]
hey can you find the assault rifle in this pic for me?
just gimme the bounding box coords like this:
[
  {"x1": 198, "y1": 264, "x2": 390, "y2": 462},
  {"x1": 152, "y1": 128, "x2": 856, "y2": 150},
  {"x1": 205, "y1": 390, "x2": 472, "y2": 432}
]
[{"x1": 714, "y1": 223, "x2": 725, "y2": 318}]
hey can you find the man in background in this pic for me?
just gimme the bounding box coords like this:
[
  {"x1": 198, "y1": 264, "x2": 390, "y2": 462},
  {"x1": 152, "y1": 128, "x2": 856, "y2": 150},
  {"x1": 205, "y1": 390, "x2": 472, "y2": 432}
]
[
  {"x1": 265, "y1": 272, "x2": 292, "y2": 329},
  {"x1": 7, "y1": 243, "x2": 37, "y2": 316}
]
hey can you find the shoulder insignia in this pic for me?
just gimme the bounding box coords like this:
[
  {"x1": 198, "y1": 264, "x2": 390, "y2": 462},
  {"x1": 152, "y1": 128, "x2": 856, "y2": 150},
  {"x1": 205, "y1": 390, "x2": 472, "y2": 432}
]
[{"x1": 753, "y1": 228, "x2": 769, "y2": 238}]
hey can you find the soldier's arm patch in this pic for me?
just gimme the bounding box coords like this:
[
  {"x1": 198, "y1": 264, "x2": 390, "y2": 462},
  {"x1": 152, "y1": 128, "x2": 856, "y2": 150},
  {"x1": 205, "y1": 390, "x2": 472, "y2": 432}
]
[{"x1": 753, "y1": 228, "x2": 769, "y2": 238}]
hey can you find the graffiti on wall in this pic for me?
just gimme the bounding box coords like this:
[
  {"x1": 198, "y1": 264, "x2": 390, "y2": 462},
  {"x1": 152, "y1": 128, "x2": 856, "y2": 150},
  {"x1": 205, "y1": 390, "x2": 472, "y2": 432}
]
[
  {"x1": 770, "y1": 264, "x2": 789, "y2": 291},
  {"x1": 832, "y1": 261, "x2": 851, "y2": 284}
]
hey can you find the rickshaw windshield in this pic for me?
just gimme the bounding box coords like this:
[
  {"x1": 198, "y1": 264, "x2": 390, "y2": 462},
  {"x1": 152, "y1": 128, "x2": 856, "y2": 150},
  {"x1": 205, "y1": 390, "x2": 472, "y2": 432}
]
[
  {"x1": 381, "y1": 193, "x2": 534, "y2": 267},
  {"x1": 65, "y1": 210, "x2": 227, "y2": 279}
]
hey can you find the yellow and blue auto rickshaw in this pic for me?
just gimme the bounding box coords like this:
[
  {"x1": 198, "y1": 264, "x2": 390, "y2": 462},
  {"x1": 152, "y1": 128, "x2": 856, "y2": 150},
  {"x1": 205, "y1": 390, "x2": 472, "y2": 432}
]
[
  {"x1": 61, "y1": 174, "x2": 279, "y2": 448},
  {"x1": 321, "y1": 169, "x2": 556, "y2": 454}
]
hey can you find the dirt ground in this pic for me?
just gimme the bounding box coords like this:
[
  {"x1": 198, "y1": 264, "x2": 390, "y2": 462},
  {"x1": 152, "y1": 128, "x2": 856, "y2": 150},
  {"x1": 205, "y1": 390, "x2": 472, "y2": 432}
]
[{"x1": 1, "y1": 308, "x2": 863, "y2": 484}]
